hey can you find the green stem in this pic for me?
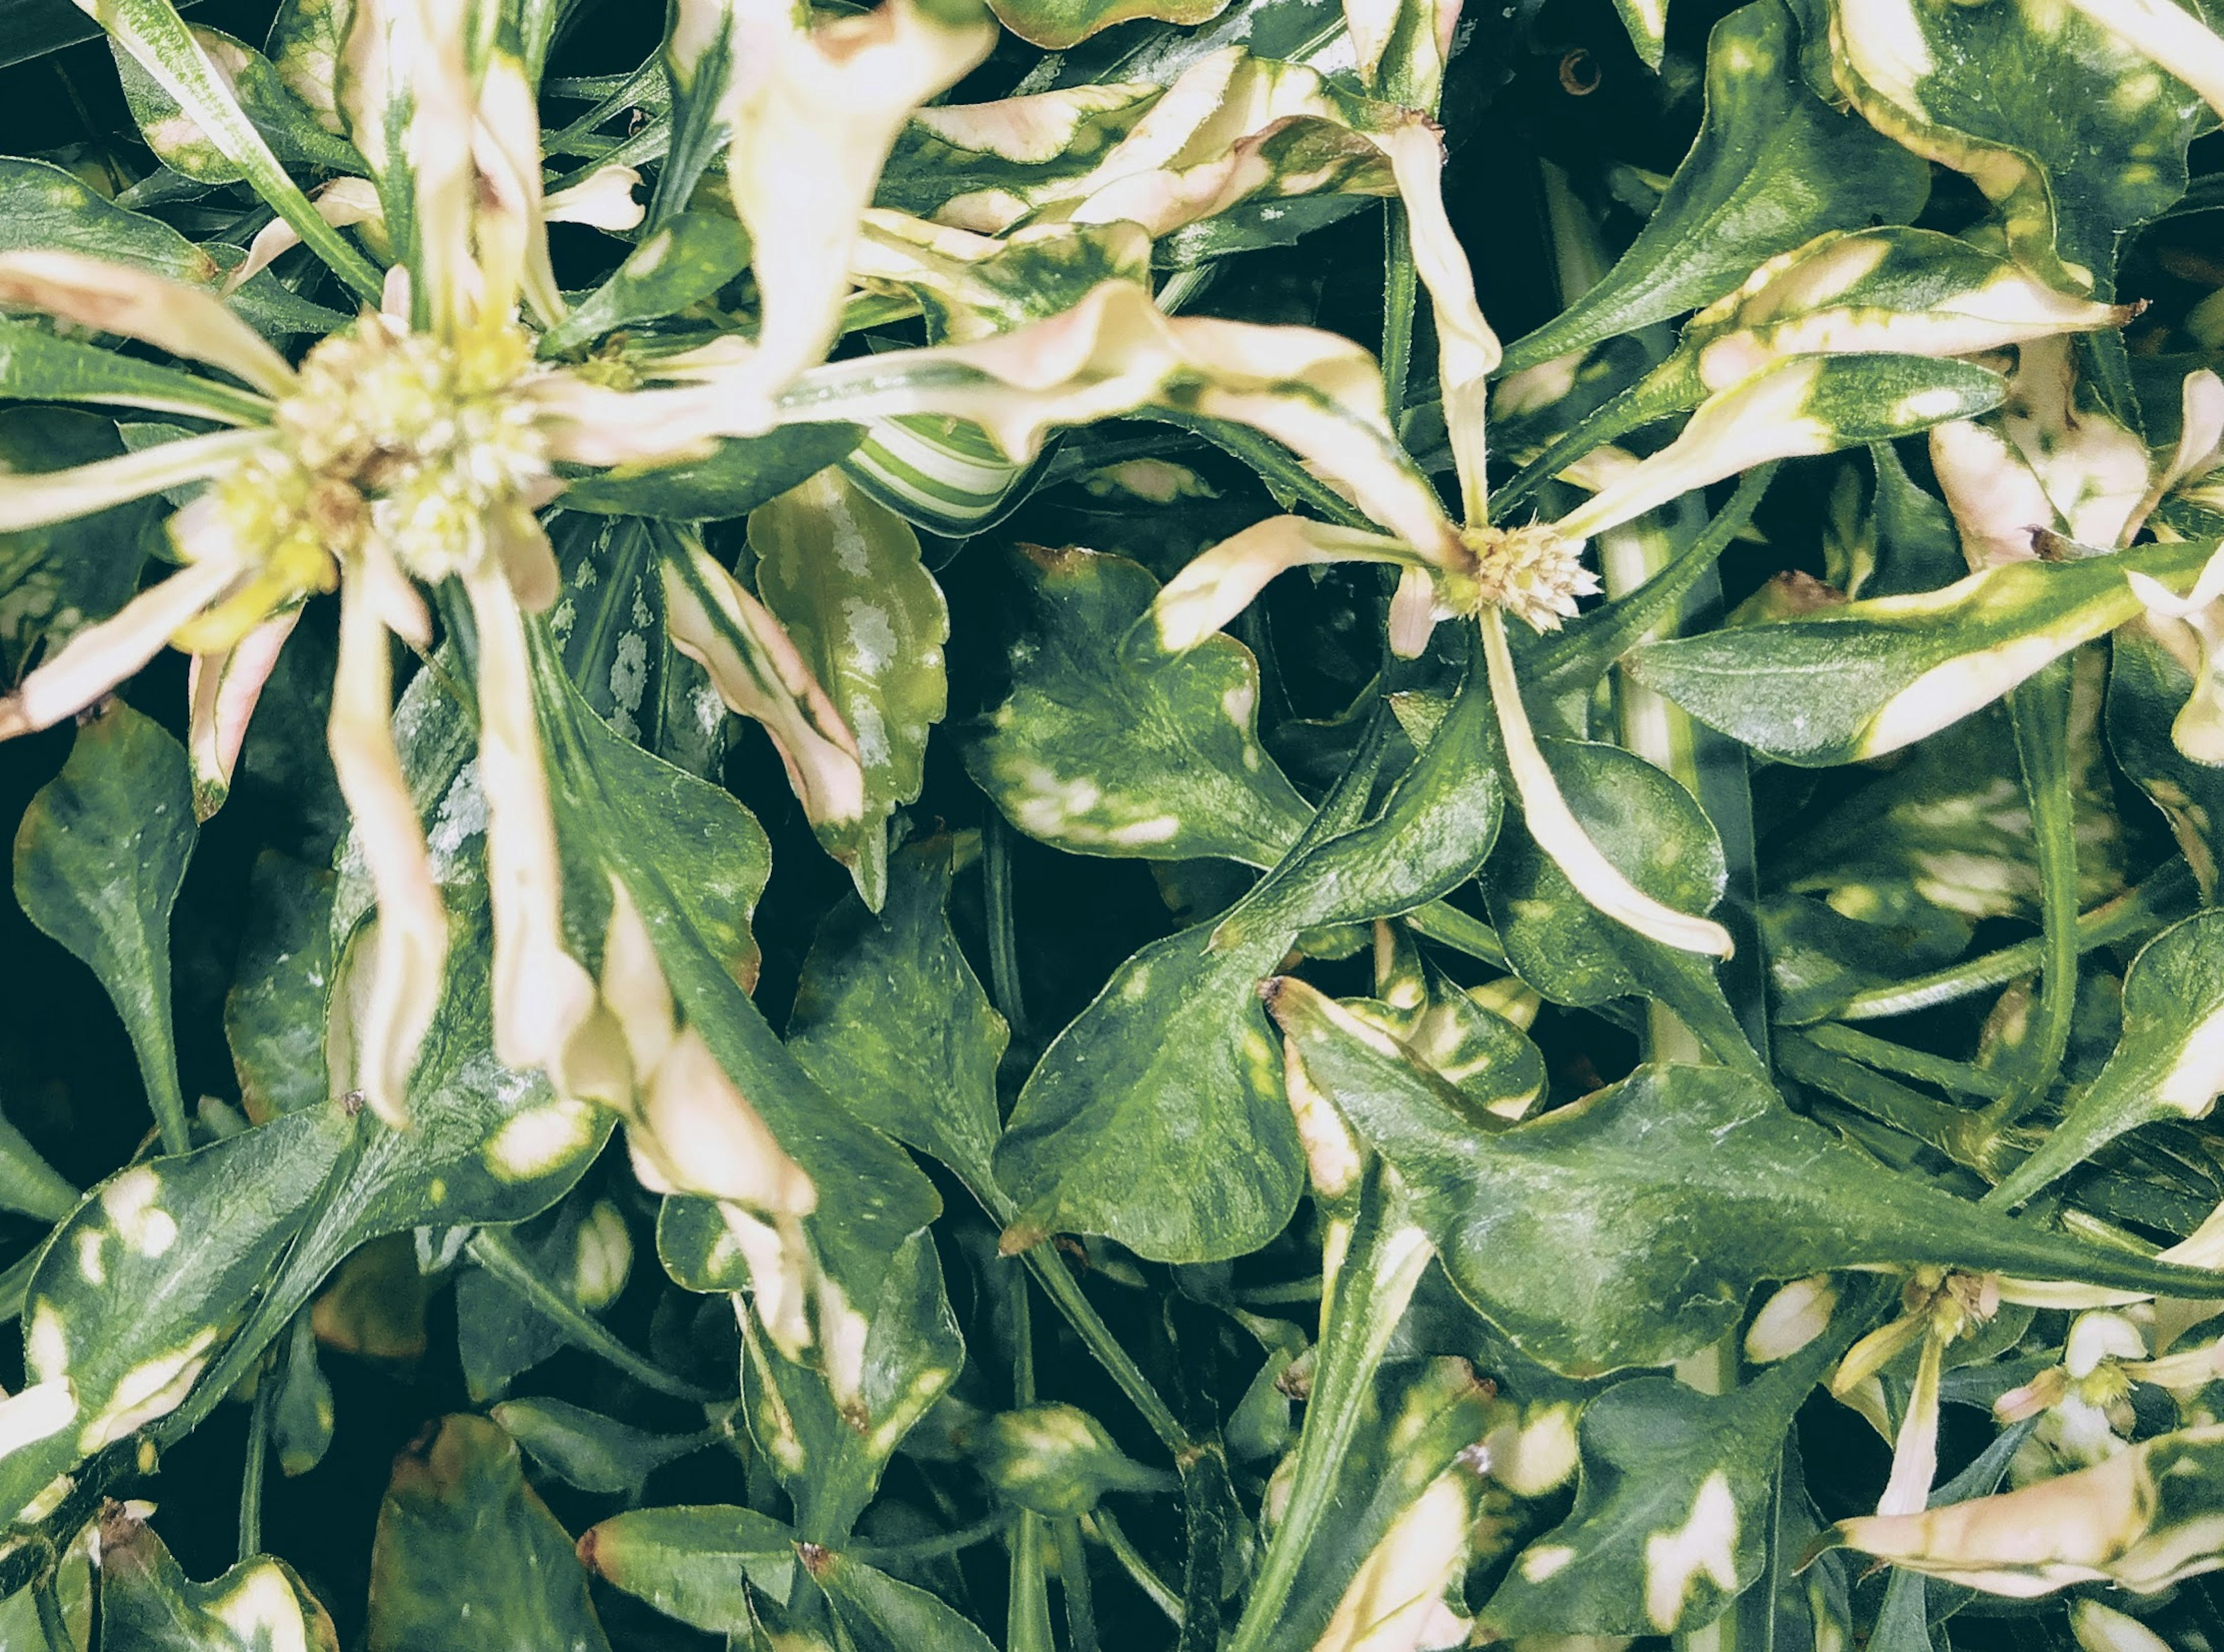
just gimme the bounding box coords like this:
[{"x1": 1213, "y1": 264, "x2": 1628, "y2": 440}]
[
  {"x1": 239, "y1": 1370, "x2": 272, "y2": 1562},
  {"x1": 1802, "y1": 1024, "x2": 2008, "y2": 1101},
  {"x1": 466, "y1": 1229, "x2": 720, "y2": 1402},
  {"x1": 1007, "y1": 1270, "x2": 1056, "y2": 1652},
  {"x1": 1020, "y1": 1247, "x2": 1191, "y2": 1456},
  {"x1": 1092, "y1": 1510, "x2": 1183, "y2": 1625},
  {"x1": 1777, "y1": 1035, "x2": 1989, "y2": 1172},
  {"x1": 1833, "y1": 859, "x2": 2197, "y2": 1021},
  {"x1": 1223, "y1": 1164, "x2": 1431, "y2": 1652},
  {"x1": 33, "y1": 1580, "x2": 70, "y2": 1652},
  {"x1": 983, "y1": 812, "x2": 1031, "y2": 1043},
  {"x1": 1982, "y1": 664, "x2": 2081, "y2": 1132},
  {"x1": 851, "y1": 1514, "x2": 1015, "y2": 1565},
  {"x1": 1058, "y1": 1517, "x2": 1102, "y2": 1652},
  {"x1": 1381, "y1": 199, "x2": 1418, "y2": 432}
]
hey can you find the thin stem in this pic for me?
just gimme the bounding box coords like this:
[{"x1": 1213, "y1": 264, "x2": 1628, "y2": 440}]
[
  {"x1": 1021, "y1": 1248, "x2": 1191, "y2": 1456},
  {"x1": 1058, "y1": 1517, "x2": 1102, "y2": 1652},
  {"x1": 1007, "y1": 1270, "x2": 1056, "y2": 1652},
  {"x1": 466, "y1": 1229, "x2": 720, "y2": 1402},
  {"x1": 1092, "y1": 1510, "x2": 1183, "y2": 1625},
  {"x1": 1982, "y1": 665, "x2": 2081, "y2": 1131},
  {"x1": 1835, "y1": 860, "x2": 2196, "y2": 1021},
  {"x1": 984, "y1": 812, "x2": 1031, "y2": 1042},
  {"x1": 239, "y1": 1371, "x2": 272, "y2": 1562},
  {"x1": 1381, "y1": 199, "x2": 1418, "y2": 432},
  {"x1": 33, "y1": 1580, "x2": 70, "y2": 1652},
  {"x1": 1803, "y1": 1024, "x2": 2009, "y2": 1100},
  {"x1": 851, "y1": 1512, "x2": 1015, "y2": 1565}
]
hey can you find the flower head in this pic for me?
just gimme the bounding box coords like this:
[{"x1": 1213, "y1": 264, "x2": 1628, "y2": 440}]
[{"x1": 1455, "y1": 521, "x2": 1603, "y2": 633}]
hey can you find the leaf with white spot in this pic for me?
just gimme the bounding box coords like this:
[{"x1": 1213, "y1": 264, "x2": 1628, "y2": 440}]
[
  {"x1": 1497, "y1": 0, "x2": 1930, "y2": 376},
  {"x1": 2109, "y1": 620, "x2": 2224, "y2": 898},
  {"x1": 966, "y1": 544, "x2": 1312, "y2": 869},
  {"x1": 366, "y1": 1414, "x2": 612, "y2": 1652},
  {"x1": 1627, "y1": 537, "x2": 2220, "y2": 767},
  {"x1": 752, "y1": 468, "x2": 950, "y2": 910},
  {"x1": 13, "y1": 699, "x2": 197, "y2": 1155},
  {"x1": 1989, "y1": 908, "x2": 2224, "y2": 1207},
  {"x1": 1477, "y1": 1309, "x2": 1867, "y2": 1639},
  {"x1": 995, "y1": 640, "x2": 1502, "y2": 1259},
  {"x1": 1266, "y1": 991, "x2": 2224, "y2": 1378},
  {"x1": 1816, "y1": 0, "x2": 2212, "y2": 297},
  {"x1": 97, "y1": 1505, "x2": 341, "y2": 1651},
  {"x1": 736, "y1": 1227, "x2": 963, "y2": 1543},
  {"x1": 110, "y1": 25, "x2": 363, "y2": 183},
  {"x1": 1482, "y1": 735, "x2": 1761, "y2": 1075},
  {"x1": 0, "y1": 1102, "x2": 352, "y2": 1523},
  {"x1": 224, "y1": 851, "x2": 335, "y2": 1121}
]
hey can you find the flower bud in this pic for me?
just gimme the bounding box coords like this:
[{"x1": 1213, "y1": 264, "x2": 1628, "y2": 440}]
[{"x1": 970, "y1": 1403, "x2": 1172, "y2": 1517}]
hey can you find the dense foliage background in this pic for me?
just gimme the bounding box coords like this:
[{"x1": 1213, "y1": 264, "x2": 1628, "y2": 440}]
[{"x1": 0, "y1": 0, "x2": 2222, "y2": 1647}]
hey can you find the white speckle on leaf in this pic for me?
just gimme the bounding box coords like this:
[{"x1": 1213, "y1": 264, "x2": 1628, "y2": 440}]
[
  {"x1": 486, "y1": 1101, "x2": 599, "y2": 1182},
  {"x1": 429, "y1": 761, "x2": 488, "y2": 865},
  {"x1": 1520, "y1": 1544, "x2": 1577, "y2": 1582}
]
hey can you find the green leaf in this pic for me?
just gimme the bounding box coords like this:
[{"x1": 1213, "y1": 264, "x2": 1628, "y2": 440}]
[
  {"x1": 269, "y1": 1309, "x2": 333, "y2": 1477},
  {"x1": 541, "y1": 213, "x2": 751, "y2": 357},
  {"x1": 972, "y1": 1402, "x2": 1176, "y2": 1516},
  {"x1": 1497, "y1": 0, "x2": 1929, "y2": 376},
  {"x1": 1989, "y1": 909, "x2": 2224, "y2": 1207},
  {"x1": 13, "y1": 699, "x2": 197, "y2": 1155},
  {"x1": 366, "y1": 1414, "x2": 612, "y2": 1652},
  {"x1": 224, "y1": 852, "x2": 335, "y2": 1120},
  {"x1": 97, "y1": 1507, "x2": 339, "y2": 1651},
  {"x1": 532, "y1": 641, "x2": 942, "y2": 1357},
  {"x1": 965, "y1": 545, "x2": 1311, "y2": 869},
  {"x1": 0, "y1": 316, "x2": 274, "y2": 426},
  {"x1": 0, "y1": 408, "x2": 162, "y2": 685},
  {"x1": 579, "y1": 1504, "x2": 801, "y2": 1635},
  {"x1": 0, "y1": 1105, "x2": 75, "y2": 1225},
  {"x1": 787, "y1": 837, "x2": 1008, "y2": 1197},
  {"x1": 1267, "y1": 992, "x2": 2224, "y2": 1378},
  {"x1": 81, "y1": 0, "x2": 383, "y2": 299},
  {"x1": 0, "y1": 1102, "x2": 351, "y2": 1522},
  {"x1": 752, "y1": 469, "x2": 950, "y2": 909},
  {"x1": 1626, "y1": 538, "x2": 2218, "y2": 766},
  {"x1": 1477, "y1": 1321, "x2": 1860, "y2": 1639},
  {"x1": 986, "y1": 0, "x2": 1234, "y2": 53},
  {"x1": 806, "y1": 1547, "x2": 999, "y2": 1652},
  {"x1": 111, "y1": 25, "x2": 361, "y2": 181},
  {"x1": 996, "y1": 644, "x2": 1504, "y2": 1260},
  {"x1": 2109, "y1": 621, "x2": 2224, "y2": 898},
  {"x1": 458, "y1": 1191, "x2": 634, "y2": 1402},
  {"x1": 0, "y1": 156, "x2": 222, "y2": 282},
  {"x1": 736, "y1": 1227, "x2": 964, "y2": 1543},
  {"x1": 1483, "y1": 737, "x2": 1761, "y2": 1075},
  {"x1": 994, "y1": 920, "x2": 1300, "y2": 1260},
  {"x1": 492, "y1": 1397, "x2": 716, "y2": 1495},
  {"x1": 1815, "y1": 0, "x2": 2212, "y2": 296},
  {"x1": 557, "y1": 422, "x2": 865, "y2": 519}
]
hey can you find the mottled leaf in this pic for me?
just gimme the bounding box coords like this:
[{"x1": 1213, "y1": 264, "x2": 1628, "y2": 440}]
[
  {"x1": 966, "y1": 544, "x2": 1311, "y2": 868},
  {"x1": 367, "y1": 1413, "x2": 612, "y2": 1652},
  {"x1": 492, "y1": 1397, "x2": 715, "y2": 1496},
  {"x1": 1497, "y1": 0, "x2": 1929, "y2": 376},
  {"x1": 557, "y1": 423, "x2": 864, "y2": 519},
  {"x1": 0, "y1": 408, "x2": 161, "y2": 685},
  {"x1": 752, "y1": 469, "x2": 949, "y2": 909},
  {"x1": 1627, "y1": 538, "x2": 2218, "y2": 765},
  {"x1": 541, "y1": 212, "x2": 749, "y2": 357},
  {"x1": 579, "y1": 1503, "x2": 800, "y2": 1633},
  {"x1": 0, "y1": 156, "x2": 221, "y2": 281},
  {"x1": 1268, "y1": 992, "x2": 2224, "y2": 1378},
  {"x1": 1483, "y1": 736, "x2": 1761, "y2": 1075},
  {"x1": 97, "y1": 1507, "x2": 339, "y2": 1652}
]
